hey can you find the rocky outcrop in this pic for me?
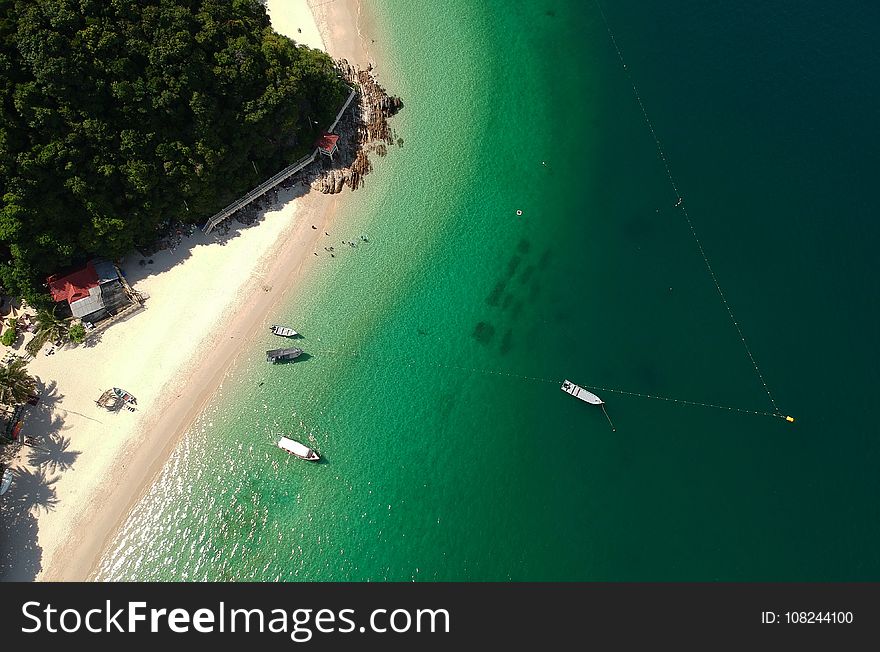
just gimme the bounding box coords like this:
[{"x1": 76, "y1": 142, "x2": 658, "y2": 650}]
[{"x1": 313, "y1": 59, "x2": 403, "y2": 194}]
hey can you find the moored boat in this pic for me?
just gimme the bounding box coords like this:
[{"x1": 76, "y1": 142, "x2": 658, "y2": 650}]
[
  {"x1": 270, "y1": 325, "x2": 298, "y2": 338},
  {"x1": 96, "y1": 388, "x2": 138, "y2": 412},
  {"x1": 266, "y1": 347, "x2": 304, "y2": 363},
  {"x1": 277, "y1": 436, "x2": 320, "y2": 461},
  {"x1": 95, "y1": 389, "x2": 122, "y2": 411},
  {"x1": 561, "y1": 379, "x2": 603, "y2": 404},
  {"x1": 112, "y1": 387, "x2": 137, "y2": 405},
  {"x1": 561, "y1": 379, "x2": 616, "y2": 431}
]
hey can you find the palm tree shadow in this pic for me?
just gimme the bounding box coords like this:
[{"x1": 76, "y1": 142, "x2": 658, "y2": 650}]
[
  {"x1": 3, "y1": 465, "x2": 60, "y2": 514},
  {"x1": 0, "y1": 503, "x2": 42, "y2": 580},
  {"x1": 27, "y1": 433, "x2": 80, "y2": 473},
  {"x1": 21, "y1": 382, "x2": 68, "y2": 462},
  {"x1": 32, "y1": 378, "x2": 64, "y2": 409},
  {"x1": 0, "y1": 378, "x2": 68, "y2": 581}
]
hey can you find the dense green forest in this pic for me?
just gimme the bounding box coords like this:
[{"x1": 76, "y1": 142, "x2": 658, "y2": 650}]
[{"x1": 0, "y1": 0, "x2": 348, "y2": 303}]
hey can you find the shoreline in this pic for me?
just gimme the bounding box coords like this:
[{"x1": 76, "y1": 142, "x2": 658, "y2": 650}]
[
  {"x1": 48, "y1": 191, "x2": 344, "y2": 581},
  {"x1": 308, "y1": 0, "x2": 373, "y2": 69},
  {"x1": 1, "y1": 0, "x2": 374, "y2": 582}
]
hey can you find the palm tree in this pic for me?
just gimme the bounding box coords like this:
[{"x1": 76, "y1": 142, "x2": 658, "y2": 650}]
[
  {"x1": 0, "y1": 358, "x2": 37, "y2": 406},
  {"x1": 25, "y1": 307, "x2": 71, "y2": 356}
]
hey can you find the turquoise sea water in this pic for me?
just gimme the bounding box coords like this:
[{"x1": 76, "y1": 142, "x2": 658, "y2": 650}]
[{"x1": 96, "y1": 0, "x2": 880, "y2": 581}]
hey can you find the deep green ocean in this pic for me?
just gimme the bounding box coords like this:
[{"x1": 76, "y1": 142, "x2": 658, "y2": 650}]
[{"x1": 96, "y1": 0, "x2": 880, "y2": 581}]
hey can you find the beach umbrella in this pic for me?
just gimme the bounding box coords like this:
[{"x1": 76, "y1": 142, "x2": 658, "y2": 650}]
[{"x1": 5, "y1": 298, "x2": 21, "y2": 319}]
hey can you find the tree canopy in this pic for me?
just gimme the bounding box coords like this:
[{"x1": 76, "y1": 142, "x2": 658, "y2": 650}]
[
  {"x1": 0, "y1": 357, "x2": 36, "y2": 405},
  {"x1": 0, "y1": 0, "x2": 348, "y2": 302}
]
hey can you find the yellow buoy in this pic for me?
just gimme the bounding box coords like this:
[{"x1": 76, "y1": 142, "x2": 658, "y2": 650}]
[{"x1": 785, "y1": 416, "x2": 795, "y2": 423}]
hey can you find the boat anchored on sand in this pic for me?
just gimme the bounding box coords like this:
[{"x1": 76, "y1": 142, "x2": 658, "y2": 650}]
[
  {"x1": 277, "y1": 436, "x2": 320, "y2": 461},
  {"x1": 270, "y1": 325, "x2": 298, "y2": 338},
  {"x1": 113, "y1": 387, "x2": 137, "y2": 406},
  {"x1": 561, "y1": 379, "x2": 616, "y2": 431},
  {"x1": 266, "y1": 347, "x2": 303, "y2": 363},
  {"x1": 96, "y1": 387, "x2": 137, "y2": 411}
]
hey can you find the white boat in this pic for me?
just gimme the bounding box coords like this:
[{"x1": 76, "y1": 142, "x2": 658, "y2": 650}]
[
  {"x1": 561, "y1": 379, "x2": 616, "y2": 431},
  {"x1": 561, "y1": 379, "x2": 604, "y2": 404},
  {"x1": 270, "y1": 325, "x2": 298, "y2": 338},
  {"x1": 0, "y1": 467, "x2": 12, "y2": 496},
  {"x1": 277, "y1": 436, "x2": 320, "y2": 461}
]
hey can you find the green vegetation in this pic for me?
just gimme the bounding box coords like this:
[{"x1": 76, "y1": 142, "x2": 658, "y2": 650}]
[
  {"x1": 0, "y1": 357, "x2": 36, "y2": 405},
  {"x1": 25, "y1": 307, "x2": 70, "y2": 356},
  {"x1": 0, "y1": 317, "x2": 15, "y2": 346},
  {"x1": 68, "y1": 322, "x2": 85, "y2": 344},
  {"x1": 0, "y1": 0, "x2": 348, "y2": 303}
]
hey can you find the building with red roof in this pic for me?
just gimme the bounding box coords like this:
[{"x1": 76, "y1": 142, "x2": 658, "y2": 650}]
[
  {"x1": 46, "y1": 260, "x2": 131, "y2": 324},
  {"x1": 47, "y1": 261, "x2": 99, "y2": 304},
  {"x1": 315, "y1": 132, "x2": 339, "y2": 158}
]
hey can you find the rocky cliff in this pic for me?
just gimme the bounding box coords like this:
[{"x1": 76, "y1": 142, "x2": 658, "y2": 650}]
[{"x1": 312, "y1": 60, "x2": 404, "y2": 194}]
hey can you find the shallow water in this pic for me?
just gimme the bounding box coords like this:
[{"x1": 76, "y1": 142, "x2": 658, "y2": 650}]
[{"x1": 97, "y1": 0, "x2": 880, "y2": 581}]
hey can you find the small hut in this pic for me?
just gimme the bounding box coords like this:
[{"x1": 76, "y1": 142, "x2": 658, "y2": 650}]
[
  {"x1": 315, "y1": 132, "x2": 340, "y2": 160},
  {"x1": 46, "y1": 259, "x2": 132, "y2": 324}
]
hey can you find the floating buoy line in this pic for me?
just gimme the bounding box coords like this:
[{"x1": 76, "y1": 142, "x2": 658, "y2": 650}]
[
  {"x1": 315, "y1": 349, "x2": 793, "y2": 423},
  {"x1": 591, "y1": 0, "x2": 793, "y2": 424},
  {"x1": 298, "y1": 7, "x2": 799, "y2": 429},
  {"x1": 577, "y1": 383, "x2": 791, "y2": 422}
]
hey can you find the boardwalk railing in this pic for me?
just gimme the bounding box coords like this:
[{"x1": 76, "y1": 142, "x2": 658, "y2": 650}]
[
  {"x1": 328, "y1": 88, "x2": 357, "y2": 132},
  {"x1": 202, "y1": 150, "x2": 317, "y2": 234},
  {"x1": 203, "y1": 87, "x2": 358, "y2": 235}
]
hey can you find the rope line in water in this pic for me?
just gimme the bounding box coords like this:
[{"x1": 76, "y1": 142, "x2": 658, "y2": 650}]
[
  {"x1": 578, "y1": 383, "x2": 785, "y2": 420},
  {"x1": 600, "y1": 404, "x2": 617, "y2": 431},
  {"x1": 320, "y1": 349, "x2": 560, "y2": 385},
  {"x1": 592, "y1": 0, "x2": 781, "y2": 416},
  {"x1": 316, "y1": 349, "x2": 786, "y2": 421}
]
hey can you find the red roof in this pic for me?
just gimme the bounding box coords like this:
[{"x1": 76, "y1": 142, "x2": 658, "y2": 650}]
[
  {"x1": 47, "y1": 262, "x2": 99, "y2": 304},
  {"x1": 315, "y1": 132, "x2": 339, "y2": 152}
]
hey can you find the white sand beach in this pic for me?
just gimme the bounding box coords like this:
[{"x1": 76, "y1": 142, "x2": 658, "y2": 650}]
[
  {"x1": 265, "y1": 0, "x2": 325, "y2": 50},
  {"x1": 307, "y1": 0, "x2": 373, "y2": 67},
  {"x1": 0, "y1": 0, "x2": 370, "y2": 581}
]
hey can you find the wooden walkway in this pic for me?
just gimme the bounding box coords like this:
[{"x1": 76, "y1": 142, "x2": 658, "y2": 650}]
[
  {"x1": 202, "y1": 87, "x2": 357, "y2": 235},
  {"x1": 328, "y1": 87, "x2": 357, "y2": 132}
]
